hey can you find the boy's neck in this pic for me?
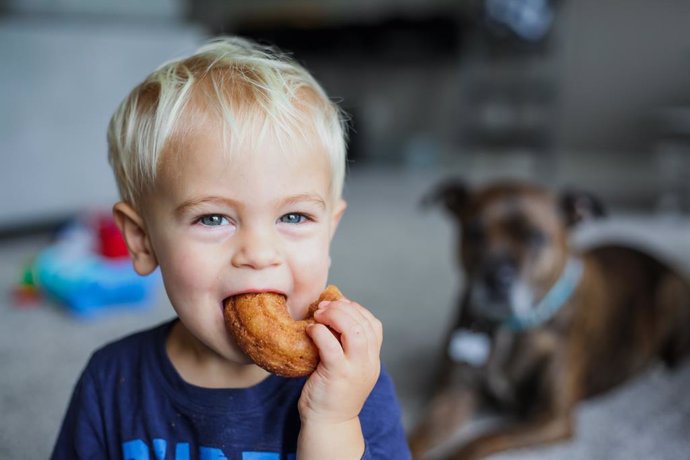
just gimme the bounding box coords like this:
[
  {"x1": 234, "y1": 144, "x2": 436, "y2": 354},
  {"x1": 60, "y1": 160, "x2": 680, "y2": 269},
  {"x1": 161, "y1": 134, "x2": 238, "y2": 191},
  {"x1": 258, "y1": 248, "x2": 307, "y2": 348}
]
[{"x1": 166, "y1": 320, "x2": 270, "y2": 389}]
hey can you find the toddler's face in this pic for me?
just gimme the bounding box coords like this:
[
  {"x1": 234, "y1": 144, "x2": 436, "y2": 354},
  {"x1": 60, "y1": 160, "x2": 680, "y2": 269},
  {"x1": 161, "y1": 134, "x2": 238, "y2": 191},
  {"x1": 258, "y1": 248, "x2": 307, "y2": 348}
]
[{"x1": 140, "y1": 121, "x2": 345, "y2": 365}]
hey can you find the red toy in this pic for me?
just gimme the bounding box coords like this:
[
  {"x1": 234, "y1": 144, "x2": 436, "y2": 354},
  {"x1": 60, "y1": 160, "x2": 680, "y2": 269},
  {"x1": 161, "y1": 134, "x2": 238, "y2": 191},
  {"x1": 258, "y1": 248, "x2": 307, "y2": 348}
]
[{"x1": 97, "y1": 216, "x2": 129, "y2": 259}]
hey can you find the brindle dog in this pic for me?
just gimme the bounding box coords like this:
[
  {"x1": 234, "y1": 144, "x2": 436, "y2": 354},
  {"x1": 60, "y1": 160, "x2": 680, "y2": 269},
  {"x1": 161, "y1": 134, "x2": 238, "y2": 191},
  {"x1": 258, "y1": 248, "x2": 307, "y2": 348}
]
[{"x1": 409, "y1": 179, "x2": 690, "y2": 460}]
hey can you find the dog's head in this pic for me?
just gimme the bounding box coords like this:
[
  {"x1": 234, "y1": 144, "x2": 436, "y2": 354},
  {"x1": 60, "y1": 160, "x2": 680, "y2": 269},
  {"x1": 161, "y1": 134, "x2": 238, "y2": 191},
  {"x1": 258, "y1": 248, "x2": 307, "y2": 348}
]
[{"x1": 423, "y1": 179, "x2": 605, "y2": 322}]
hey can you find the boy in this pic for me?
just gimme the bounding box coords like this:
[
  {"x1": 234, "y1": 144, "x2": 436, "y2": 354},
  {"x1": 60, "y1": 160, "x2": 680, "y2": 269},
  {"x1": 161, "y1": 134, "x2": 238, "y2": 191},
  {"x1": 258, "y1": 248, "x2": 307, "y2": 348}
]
[{"x1": 51, "y1": 37, "x2": 411, "y2": 459}]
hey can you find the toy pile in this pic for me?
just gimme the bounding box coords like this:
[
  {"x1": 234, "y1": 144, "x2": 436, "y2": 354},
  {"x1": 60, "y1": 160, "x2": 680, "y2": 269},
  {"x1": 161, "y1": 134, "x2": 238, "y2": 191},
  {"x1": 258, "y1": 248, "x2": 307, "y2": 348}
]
[{"x1": 13, "y1": 214, "x2": 160, "y2": 317}]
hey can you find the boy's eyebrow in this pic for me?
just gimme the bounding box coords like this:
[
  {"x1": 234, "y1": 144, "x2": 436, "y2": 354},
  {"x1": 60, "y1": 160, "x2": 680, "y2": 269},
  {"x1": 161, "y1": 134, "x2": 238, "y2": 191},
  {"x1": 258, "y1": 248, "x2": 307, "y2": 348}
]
[
  {"x1": 175, "y1": 196, "x2": 242, "y2": 216},
  {"x1": 282, "y1": 193, "x2": 327, "y2": 209},
  {"x1": 174, "y1": 193, "x2": 327, "y2": 216}
]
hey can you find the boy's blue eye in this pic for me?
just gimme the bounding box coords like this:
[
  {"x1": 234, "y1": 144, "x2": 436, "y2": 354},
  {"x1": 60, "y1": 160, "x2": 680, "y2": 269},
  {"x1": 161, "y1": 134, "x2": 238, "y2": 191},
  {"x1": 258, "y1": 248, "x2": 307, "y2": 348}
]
[
  {"x1": 279, "y1": 213, "x2": 307, "y2": 224},
  {"x1": 198, "y1": 215, "x2": 228, "y2": 226}
]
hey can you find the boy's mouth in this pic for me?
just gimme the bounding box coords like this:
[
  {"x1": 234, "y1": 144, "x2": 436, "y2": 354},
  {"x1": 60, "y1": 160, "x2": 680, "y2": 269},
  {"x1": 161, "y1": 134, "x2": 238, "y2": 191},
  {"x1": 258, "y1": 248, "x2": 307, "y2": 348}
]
[
  {"x1": 221, "y1": 289, "x2": 287, "y2": 311},
  {"x1": 230, "y1": 288, "x2": 287, "y2": 298}
]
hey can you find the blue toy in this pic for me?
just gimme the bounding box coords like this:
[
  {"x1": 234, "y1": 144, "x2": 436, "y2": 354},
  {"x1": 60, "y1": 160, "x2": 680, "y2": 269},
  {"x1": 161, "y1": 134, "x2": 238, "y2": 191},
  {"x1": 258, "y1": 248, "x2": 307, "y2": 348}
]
[{"x1": 33, "y1": 217, "x2": 160, "y2": 317}]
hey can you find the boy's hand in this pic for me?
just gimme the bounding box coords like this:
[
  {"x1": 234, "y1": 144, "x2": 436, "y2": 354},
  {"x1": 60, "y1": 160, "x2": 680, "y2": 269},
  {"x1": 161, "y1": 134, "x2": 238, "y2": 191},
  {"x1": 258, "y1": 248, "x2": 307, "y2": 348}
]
[{"x1": 297, "y1": 297, "x2": 383, "y2": 459}]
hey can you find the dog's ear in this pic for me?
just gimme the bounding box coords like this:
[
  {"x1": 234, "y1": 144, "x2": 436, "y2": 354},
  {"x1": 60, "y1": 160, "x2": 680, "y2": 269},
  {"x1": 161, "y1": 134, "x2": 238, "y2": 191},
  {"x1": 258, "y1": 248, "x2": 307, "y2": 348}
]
[
  {"x1": 420, "y1": 179, "x2": 469, "y2": 217},
  {"x1": 559, "y1": 189, "x2": 606, "y2": 227}
]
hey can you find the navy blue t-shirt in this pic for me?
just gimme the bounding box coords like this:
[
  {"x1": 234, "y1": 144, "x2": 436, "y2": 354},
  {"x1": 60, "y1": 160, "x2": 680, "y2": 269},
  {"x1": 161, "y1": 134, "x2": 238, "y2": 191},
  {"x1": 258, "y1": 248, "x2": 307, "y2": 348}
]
[{"x1": 51, "y1": 320, "x2": 411, "y2": 459}]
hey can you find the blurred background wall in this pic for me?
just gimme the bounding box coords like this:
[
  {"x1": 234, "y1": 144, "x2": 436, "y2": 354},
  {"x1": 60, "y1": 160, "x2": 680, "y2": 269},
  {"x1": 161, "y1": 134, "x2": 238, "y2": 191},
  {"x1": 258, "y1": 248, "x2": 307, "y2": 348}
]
[
  {"x1": 0, "y1": 0, "x2": 203, "y2": 229},
  {"x1": 2, "y1": 0, "x2": 690, "y2": 232}
]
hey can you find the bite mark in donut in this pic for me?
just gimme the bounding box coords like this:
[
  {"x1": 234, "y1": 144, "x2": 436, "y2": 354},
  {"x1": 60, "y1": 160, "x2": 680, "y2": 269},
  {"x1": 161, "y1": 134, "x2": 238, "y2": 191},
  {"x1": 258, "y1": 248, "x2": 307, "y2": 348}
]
[{"x1": 223, "y1": 285, "x2": 343, "y2": 377}]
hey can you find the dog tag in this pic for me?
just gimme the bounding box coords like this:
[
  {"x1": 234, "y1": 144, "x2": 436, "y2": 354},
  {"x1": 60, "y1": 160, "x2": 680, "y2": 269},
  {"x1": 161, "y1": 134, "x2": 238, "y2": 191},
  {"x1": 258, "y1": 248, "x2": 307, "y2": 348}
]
[{"x1": 448, "y1": 329, "x2": 491, "y2": 366}]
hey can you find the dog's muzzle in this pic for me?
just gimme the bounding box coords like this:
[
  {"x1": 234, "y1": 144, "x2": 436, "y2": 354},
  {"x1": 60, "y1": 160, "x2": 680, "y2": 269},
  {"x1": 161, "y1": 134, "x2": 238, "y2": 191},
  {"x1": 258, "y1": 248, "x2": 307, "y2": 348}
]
[{"x1": 470, "y1": 258, "x2": 584, "y2": 331}]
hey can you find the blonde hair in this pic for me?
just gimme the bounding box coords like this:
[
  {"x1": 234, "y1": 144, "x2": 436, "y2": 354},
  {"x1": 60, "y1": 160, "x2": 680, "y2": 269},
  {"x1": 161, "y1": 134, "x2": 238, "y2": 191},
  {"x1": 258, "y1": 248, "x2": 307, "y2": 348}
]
[{"x1": 107, "y1": 36, "x2": 348, "y2": 208}]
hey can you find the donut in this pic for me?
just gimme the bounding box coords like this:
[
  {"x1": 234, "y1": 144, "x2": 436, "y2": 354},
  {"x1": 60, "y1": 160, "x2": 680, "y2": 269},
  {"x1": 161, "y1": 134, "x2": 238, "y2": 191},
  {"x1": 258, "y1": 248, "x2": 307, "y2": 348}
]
[{"x1": 223, "y1": 285, "x2": 344, "y2": 377}]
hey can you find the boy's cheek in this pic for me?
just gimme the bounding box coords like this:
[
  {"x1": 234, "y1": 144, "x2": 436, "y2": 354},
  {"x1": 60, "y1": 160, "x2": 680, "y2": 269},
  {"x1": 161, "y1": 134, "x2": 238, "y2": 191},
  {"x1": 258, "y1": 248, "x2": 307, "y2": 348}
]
[{"x1": 157, "y1": 247, "x2": 212, "y2": 292}]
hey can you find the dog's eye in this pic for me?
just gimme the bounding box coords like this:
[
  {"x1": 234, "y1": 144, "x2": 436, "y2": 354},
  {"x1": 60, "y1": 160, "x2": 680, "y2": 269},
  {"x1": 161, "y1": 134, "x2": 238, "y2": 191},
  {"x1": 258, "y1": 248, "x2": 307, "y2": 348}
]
[
  {"x1": 464, "y1": 221, "x2": 485, "y2": 242},
  {"x1": 525, "y1": 228, "x2": 547, "y2": 247},
  {"x1": 510, "y1": 219, "x2": 547, "y2": 247}
]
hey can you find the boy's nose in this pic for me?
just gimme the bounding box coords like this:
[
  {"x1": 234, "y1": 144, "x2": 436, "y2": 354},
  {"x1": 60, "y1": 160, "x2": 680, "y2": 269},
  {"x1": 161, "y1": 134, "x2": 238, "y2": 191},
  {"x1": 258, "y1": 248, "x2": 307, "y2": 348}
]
[{"x1": 231, "y1": 228, "x2": 281, "y2": 269}]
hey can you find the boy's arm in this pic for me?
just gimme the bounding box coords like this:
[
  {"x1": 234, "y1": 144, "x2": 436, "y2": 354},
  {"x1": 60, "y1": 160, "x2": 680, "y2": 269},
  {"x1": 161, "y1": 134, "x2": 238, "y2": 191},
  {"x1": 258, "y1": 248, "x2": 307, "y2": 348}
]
[
  {"x1": 297, "y1": 417, "x2": 365, "y2": 459},
  {"x1": 297, "y1": 298, "x2": 383, "y2": 459}
]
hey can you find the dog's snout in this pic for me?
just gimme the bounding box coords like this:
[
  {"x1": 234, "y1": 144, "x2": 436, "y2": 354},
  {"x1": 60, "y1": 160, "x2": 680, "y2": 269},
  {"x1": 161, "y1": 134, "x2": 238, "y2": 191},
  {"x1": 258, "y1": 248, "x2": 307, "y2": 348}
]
[{"x1": 485, "y1": 261, "x2": 518, "y2": 294}]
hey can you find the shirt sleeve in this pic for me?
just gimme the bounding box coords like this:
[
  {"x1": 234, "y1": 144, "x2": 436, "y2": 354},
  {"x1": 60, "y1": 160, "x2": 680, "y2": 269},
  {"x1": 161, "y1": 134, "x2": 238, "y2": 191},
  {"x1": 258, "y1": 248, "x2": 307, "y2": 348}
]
[
  {"x1": 359, "y1": 366, "x2": 412, "y2": 460},
  {"x1": 50, "y1": 364, "x2": 106, "y2": 460}
]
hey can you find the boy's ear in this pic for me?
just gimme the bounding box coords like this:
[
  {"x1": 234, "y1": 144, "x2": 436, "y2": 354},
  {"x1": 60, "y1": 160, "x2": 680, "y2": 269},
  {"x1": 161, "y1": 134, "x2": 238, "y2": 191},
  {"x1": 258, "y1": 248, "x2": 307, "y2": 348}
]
[
  {"x1": 112, "y1": 201, "x2": 159, "y2": 275},
  {"x1": 329, "y1": 199, "x2": 347, "y2": 241}
]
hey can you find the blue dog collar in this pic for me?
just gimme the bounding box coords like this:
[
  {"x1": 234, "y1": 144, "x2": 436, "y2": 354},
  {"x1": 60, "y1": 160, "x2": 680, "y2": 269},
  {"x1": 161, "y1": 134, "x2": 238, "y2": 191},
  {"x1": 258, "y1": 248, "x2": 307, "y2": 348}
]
[{"x1": 505, "y1": 257, "x2": 583, "y2": 332}]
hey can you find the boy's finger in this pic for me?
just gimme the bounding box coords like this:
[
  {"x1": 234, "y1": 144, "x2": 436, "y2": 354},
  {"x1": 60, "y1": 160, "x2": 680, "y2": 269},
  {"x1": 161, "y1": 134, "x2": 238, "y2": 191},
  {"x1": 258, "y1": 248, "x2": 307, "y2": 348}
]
[
  {"x1": 348, "y1": 302, "x2": 384, "y2": 348},
  {"x1": 306, "y1": 323, "x2": 344, "y2": 367},
  {"x1": 314, "y1": 303, "x2": 374, "y2": 357},
  {"x1": 330, "y1": 300, "x2": 383, "y2": 352}
]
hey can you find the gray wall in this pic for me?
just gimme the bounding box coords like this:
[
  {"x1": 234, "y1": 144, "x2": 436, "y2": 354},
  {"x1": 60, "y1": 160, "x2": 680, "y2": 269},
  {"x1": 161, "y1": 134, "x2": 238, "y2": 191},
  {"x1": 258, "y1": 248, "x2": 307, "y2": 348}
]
[
  {"x1": 2, "y1": 1, "x2": 690, "y2": 227},
  {"x1": 0, "y1": 18, "x2": 205, "y2": 227},
  {"x1": 556, "y1": 0, "x2": 690, "y2": 152}
]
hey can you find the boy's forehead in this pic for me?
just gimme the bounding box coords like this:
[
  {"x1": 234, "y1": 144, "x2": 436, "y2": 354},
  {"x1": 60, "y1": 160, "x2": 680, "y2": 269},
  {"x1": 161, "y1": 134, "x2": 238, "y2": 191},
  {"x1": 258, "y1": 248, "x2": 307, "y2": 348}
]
[
  {"x1": 155, "y1": 108, "x2": 333, "y2": 195},
  {"x1": 162, "y1": 109, "x2": 327, "y2": 168}
]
